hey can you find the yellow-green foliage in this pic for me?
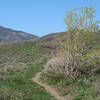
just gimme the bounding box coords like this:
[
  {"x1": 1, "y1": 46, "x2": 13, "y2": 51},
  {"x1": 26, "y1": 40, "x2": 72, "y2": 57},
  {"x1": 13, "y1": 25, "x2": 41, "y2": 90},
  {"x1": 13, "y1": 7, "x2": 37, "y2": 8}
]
[
  {"x1": 46, "y1": 6, "x2": 100, "y2": 79},
  {"x1": 62, "y1": 6, "x2": 99, "y2": 56}
]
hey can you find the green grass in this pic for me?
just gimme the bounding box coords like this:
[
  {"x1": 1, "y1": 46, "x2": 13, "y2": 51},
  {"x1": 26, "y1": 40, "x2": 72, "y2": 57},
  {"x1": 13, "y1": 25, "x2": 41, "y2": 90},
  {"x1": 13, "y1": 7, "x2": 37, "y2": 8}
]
[{"x1": 0, "y1": 41, "x2": 56, "y2": 100}]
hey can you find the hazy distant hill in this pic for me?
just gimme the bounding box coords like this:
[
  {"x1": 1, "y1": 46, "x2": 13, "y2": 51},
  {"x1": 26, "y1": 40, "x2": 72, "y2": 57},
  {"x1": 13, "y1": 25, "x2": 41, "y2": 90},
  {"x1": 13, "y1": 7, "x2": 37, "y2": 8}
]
[
  {"x1": 0, "y1": 26, "x2": 38, "y2": 42},
  {"x1": 37, "y1": 31, "x2": 100, "y2": 46},
  {"x1": 37, "y1": 32, "x2": 66, "y2": 42}
]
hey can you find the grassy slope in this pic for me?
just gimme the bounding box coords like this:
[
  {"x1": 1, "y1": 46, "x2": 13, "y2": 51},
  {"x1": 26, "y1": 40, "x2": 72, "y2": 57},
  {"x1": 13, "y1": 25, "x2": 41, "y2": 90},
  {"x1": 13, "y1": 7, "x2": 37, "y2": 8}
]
[
  {"x1": 0, "y1": 41, "x2": 55, "y2": 100},
  {"x1": 0, "y1": 38, "x2": 100, "y2": 100}
]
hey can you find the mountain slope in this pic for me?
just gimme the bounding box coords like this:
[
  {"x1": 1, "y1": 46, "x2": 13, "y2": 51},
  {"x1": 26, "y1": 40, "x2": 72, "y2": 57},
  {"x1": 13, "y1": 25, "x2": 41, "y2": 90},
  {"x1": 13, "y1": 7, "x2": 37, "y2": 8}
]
[
  {"x1": 37, "y1": 32, "x2": 66, "y2": 42},
  {"x1": 37, "y1": 31, "x2": 100, "y2": 45},
  {"x1": 0, "y1": 26, "x2": 38, "y2": 42}
]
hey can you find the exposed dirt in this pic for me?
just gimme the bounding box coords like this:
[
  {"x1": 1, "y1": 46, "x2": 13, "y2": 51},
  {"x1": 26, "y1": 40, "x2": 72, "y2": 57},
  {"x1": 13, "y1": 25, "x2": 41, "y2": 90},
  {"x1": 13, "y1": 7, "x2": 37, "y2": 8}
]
[{"x1": 32, "y1": 72, "x2": 73, "y2": 100}]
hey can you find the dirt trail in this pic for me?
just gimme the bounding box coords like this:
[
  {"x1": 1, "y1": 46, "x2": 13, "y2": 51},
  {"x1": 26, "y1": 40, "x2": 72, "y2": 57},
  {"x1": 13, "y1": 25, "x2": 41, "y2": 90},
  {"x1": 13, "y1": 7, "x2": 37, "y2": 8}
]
[{"x1": 32, "y1": 72, "x2": 73, "y2": 100}]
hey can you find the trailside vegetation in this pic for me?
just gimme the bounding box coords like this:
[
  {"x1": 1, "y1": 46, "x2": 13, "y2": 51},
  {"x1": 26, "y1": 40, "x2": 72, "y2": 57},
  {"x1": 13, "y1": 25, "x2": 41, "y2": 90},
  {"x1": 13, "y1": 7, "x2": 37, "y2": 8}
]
[{"x1": 44, "y1": 6, "x2": 100, "y2": 79}]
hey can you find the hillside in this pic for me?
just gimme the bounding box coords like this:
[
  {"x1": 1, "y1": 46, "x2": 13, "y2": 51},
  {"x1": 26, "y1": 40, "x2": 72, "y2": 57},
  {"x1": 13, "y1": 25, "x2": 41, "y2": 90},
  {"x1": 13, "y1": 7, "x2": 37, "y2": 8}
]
[
  {"x1": 0, "y1": 37, "x2": 100, "y2": 100},
  {"x1": 37, "y1": 32, "x2": 65, "y2": 42},
  {"x1": 0, "y1": 26, "x2": 38, "y2": 42},
  {"x1": 37, "y1": 31, "x2": 100, "y2": 44}
]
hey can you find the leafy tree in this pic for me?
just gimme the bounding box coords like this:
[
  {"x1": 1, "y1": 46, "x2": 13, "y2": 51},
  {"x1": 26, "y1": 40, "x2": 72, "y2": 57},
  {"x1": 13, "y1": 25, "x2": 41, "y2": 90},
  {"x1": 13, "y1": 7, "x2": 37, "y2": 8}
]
[
  {"x1": 63, "y1": 6, "x2": 99, "y2": 56},
  {"x1": 57, "y1": 6, "x2": 100, "y2": 78},
  {"x1": 44, "y1": 6, "x2": 100, "y2": 79}
]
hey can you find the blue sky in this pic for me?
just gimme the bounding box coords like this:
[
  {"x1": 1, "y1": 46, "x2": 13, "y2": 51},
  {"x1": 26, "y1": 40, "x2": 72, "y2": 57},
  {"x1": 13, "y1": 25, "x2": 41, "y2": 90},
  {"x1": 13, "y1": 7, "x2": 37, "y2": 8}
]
[{"x1": 0, "y1": 0, "x2": 100, "y2": 36}]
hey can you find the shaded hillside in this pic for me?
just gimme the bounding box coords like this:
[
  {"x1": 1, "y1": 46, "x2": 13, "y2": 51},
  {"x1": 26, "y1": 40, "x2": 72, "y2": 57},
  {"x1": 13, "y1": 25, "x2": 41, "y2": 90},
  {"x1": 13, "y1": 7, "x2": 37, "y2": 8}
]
[
  {"x1": 38, "y1": 31, "x2": 100, "y2": 46},
  {"x1": 37, "y1": 32, "x2": 66, "y2": 42},
  {"x1": 0, "y1": 26, "x2": 38, "y2": 42}
]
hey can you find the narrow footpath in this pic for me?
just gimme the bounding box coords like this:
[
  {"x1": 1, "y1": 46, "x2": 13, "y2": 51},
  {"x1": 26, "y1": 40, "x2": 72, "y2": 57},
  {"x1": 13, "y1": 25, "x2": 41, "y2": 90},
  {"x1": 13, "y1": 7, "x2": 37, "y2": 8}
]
[{"x1": 32, "y1": 72, "x2": 73, "y2": 100}]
